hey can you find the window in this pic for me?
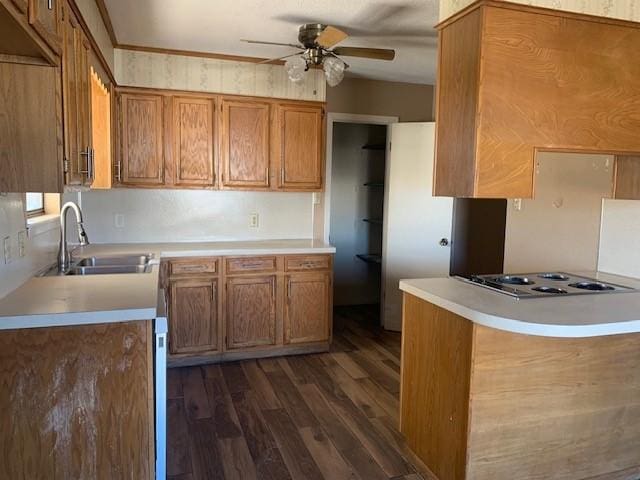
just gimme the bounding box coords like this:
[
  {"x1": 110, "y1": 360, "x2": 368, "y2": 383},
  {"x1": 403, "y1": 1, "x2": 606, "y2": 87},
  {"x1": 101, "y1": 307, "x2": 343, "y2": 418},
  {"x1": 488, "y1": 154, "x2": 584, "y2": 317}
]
[{"x1": 25, "y1": 193, "x2": 45, "y2": 217}]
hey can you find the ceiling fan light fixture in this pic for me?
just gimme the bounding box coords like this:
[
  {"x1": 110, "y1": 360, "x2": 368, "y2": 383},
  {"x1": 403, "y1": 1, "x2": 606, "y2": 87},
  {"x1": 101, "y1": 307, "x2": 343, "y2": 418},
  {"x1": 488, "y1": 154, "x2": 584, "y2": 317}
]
[
  {"x1": 323, "y1": 56, "x2": 346, "y2": 87},
  {"x1": 285, "y1": 56, "x2": 307, "y2": 83}
]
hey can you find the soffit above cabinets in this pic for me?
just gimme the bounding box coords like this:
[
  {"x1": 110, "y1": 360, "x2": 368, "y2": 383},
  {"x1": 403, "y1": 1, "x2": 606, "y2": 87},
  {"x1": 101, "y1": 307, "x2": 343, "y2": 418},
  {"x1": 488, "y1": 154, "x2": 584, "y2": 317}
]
[
  {"x1": 102, "y1": 0, "x2": 439, "y2": 84},
  {"x1": 433, "y1": 0, "x2": 640, "y2": 199}
]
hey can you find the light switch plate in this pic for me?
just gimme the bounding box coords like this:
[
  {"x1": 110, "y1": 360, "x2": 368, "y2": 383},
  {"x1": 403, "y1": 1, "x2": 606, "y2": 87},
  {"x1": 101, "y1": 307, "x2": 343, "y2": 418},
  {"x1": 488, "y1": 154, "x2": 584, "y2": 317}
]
[
  {"x1": 249, "y1": 213, "x2": 259, "y2": 228},
  {"x1": 17, "y1": 230, "x2": 26, "y2": 257},
  {"x1": 3, "y1": 236, "x2": 11, "y2": 264},
  {"x1": 114, "y1": 213, "x2": 125, "y2": 228}
]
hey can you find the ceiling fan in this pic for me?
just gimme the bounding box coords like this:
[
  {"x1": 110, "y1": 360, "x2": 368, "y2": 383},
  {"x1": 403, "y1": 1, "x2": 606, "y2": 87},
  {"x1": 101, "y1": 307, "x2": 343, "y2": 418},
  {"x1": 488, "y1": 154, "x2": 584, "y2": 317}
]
[{"x1": 241, "y1": 24, "x2": 396, "y2": 87}]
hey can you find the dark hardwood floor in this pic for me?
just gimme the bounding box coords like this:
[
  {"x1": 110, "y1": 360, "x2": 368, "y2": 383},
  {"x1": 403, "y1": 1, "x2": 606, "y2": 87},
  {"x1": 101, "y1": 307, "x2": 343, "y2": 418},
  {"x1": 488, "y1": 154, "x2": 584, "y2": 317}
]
[{"x1": 167, "y1": 305, "x2": 434, "y2": 480}]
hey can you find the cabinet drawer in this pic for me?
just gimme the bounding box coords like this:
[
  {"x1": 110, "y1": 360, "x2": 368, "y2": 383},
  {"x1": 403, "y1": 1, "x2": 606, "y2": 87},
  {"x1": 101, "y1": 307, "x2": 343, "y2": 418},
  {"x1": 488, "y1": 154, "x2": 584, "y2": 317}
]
[
  {"x1": 169, "y1": 258, "x2": 218, "y2": 276},
  {"x1": 285, "y1": 255, "x2": 331, "y2": 271},
  {"x1": 226, "y1": 256, "x2": 277, "y2": 274}
]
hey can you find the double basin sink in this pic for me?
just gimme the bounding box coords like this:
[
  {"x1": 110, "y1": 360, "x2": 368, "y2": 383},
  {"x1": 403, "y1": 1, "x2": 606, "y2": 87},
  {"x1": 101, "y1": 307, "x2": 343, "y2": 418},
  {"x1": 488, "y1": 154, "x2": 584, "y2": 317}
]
[{"x1": 45, "y1": 254, "x2": 154, "y2": 276}]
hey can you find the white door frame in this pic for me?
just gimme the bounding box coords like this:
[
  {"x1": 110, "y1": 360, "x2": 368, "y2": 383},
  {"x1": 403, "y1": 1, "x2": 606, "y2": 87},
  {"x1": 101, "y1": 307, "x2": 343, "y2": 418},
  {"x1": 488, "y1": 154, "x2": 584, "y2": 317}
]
[{"x1": 322, "y1": 112, "x2": 399, "y2": 244}]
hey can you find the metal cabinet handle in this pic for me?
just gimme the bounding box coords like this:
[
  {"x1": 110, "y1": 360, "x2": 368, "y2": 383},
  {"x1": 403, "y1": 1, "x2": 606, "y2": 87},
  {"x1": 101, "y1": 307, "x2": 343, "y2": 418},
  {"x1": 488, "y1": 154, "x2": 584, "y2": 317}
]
[
  {"x1": 115, "y1": 161, "x2": 122, "y2": 182},
  {"x1": 48, "y1": 0, "x2": 53, "y2": 10},
  {"x1": 241, "y1": 262, "x2": 263, "y2": 268},
  {"x1": 89, "y1": 148, "x2": 95, "y2": 181},
  {"x1": 79, "y1": 149, "x2": 90, "y2": 175}
]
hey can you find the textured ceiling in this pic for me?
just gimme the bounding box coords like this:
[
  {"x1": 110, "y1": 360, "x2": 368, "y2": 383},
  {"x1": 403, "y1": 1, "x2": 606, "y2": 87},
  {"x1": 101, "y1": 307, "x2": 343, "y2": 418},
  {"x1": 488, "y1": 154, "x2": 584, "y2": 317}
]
[{"x1": 103, "y1": 0, "x2": 440, "y2": 84}]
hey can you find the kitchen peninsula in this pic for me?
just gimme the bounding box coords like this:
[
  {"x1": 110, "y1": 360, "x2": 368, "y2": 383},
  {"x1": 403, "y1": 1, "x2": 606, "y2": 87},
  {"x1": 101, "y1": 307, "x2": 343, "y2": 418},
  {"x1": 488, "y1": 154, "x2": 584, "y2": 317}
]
[{"x1": 399, "y1": 275, "x2": 640, "y2": 480}]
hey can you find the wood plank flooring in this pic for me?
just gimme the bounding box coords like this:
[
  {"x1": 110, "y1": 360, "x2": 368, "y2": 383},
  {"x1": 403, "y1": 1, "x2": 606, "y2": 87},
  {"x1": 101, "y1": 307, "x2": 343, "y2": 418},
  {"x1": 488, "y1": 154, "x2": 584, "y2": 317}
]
[{"x1": 167, "y1": 305, "x2": 436, "y2": 480}]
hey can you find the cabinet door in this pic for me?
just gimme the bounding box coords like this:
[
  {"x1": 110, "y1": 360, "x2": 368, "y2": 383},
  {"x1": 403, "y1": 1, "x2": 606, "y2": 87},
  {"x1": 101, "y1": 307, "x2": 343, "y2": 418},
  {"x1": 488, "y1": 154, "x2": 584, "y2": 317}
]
[
  {"x1": 11, "y1": 0, "x2": 28, "y2": 14},
  {"x1": 220, "y1": 98, "x2": 270, "y2": 188},
  {"x1": 28, "y1": 0, "x2": 62, "y2": 53},
  {"x1": 0, "y1": 63, "x2": 61, "y2": 192},
  {"x1": 284, "y1": 273, "x2": 330, "y2": 344},
  {"x1": 119, "y1": 93, "x2": 164, "y2": 185},
  {"x1": 225, "y1": 275, "x2": 276, "y2": 349},
  {"x1": 277, "y1": 103, "x2": 324, "y2": 190},
  {"x1": 77, "y1": 31, "x2": 92, "y2": 186},
  {"x1": 169, "y1": 279, "x2": 219, "y2": 354},
  {"x1": 172, "y1": 96, "x2": 215, "y2": 187},
  {"x1": 61, "y1": 0, "x2": 81, "y2": 185}
]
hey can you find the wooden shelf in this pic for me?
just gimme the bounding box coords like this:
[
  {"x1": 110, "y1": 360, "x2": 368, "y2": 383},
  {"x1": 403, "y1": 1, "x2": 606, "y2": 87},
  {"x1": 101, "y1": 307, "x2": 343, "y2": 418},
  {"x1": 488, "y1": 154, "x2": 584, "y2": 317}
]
[
  {"x1": 356, "y1": 254, "x2": 382, "y2": 265},
  {"x1": 363, "y1": 181, "x2": 384, "y2": 187},
  {"x1": 363, "y1": 218, "x2": 383, "y2": 225},
  {"x1": 362, "y1": 144, "x2": 385, "y2": 151}
]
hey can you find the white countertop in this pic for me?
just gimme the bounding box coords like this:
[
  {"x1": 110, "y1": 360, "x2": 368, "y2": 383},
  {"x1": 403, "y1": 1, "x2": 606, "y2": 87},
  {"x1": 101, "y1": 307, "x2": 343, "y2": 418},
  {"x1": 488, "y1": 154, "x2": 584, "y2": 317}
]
[
  {"x1": 400, "y1": 272, "x2": 640, "y2": 338},
  {"x1": 0, "y1": 239, "x2": 335, "y2": 330}
]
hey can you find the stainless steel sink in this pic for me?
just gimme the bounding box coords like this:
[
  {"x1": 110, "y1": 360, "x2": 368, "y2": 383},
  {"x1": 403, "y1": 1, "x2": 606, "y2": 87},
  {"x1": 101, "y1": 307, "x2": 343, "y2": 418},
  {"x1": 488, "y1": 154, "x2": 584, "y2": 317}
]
[
  {"x1": 66, "y1": 265, "x2": 152, "y2": 275},
  {"x1": 75, "y1": 254, "x2": 153, "y2": 267}
]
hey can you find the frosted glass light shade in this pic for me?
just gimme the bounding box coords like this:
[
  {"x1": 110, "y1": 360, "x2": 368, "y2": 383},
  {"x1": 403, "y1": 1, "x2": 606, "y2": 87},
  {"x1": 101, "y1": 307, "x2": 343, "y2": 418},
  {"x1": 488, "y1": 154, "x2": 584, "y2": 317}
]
[
  {"x1": 323, "y1": 56, "x2": 345, "y2": 87},
  {"x1": 285, "y1": 56, "x2": 307, "y2": 83}
]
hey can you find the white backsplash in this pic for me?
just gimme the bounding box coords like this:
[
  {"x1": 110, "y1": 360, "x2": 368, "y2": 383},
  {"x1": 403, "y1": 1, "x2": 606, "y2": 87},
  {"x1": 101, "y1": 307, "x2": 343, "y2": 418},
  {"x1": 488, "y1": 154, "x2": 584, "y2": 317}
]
[
  {"x1": 64, "y1": 189, "x2": 314, "y2": 243},
  {"x1": 439, "y1": 0, "x2": 640, "y2": 21},
  {"x1": 598, "y1": 200, "x2": 640, "y2": 279},
  {"x1": 114, "y1": 49, "x2": 326, "y2": 101},
  {"x1": 0, "y1": 194, "x2": 59, "y2": 298}
]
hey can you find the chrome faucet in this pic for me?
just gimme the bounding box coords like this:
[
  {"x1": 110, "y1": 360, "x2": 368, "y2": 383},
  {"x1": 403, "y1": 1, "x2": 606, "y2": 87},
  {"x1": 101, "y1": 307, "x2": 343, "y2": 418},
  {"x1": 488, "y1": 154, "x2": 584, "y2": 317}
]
[{"x1": 58, "y1": 201, "x2": 90, "y2": 272}]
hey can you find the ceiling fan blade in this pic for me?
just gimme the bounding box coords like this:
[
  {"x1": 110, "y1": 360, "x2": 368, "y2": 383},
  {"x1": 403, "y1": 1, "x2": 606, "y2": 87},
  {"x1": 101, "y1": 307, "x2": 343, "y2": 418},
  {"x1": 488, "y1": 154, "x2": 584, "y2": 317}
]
[
  {"x1": 316, "y1": 26, "x2": 348, "y2": 48},
  {"x1": 241, "y1": 39, "x2": 304, "y2": 49},
  {"x1": 258, "y1": 52, "x2": 301, "y2": 65},
  {"x1": 332, "y1": 46, "x2": 395, "y2": 61}
]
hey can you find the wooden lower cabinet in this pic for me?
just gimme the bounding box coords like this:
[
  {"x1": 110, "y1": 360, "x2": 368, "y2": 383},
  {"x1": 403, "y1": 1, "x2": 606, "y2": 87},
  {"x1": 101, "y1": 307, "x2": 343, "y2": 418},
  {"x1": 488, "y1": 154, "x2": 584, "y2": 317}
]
[
  {"x1": 284, "y1": 272, "x2": 331, "y2": 344},
  {"x1": 165, "y1": 254, "x2": 332, "y2": 365},
  {"x1": 225, "y1": 275, "x2": 277, "y2": 349},
  {"x1": 169, "y1": 278, "x2": 219, "y2": 354},
  {"x1": 0, "y1": 321, "x2": 155, "y2": 479}
]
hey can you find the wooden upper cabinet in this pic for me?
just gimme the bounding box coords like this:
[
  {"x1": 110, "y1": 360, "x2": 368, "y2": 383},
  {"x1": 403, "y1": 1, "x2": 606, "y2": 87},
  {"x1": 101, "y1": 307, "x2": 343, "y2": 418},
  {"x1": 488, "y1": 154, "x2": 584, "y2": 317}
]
[
  {"x1": 10, "y1": 0, "x2": 28, "y2": 14},
  {"x1": 28, "y1": 0, "x2": 62, "y2": 54},
  {"x1": 119, "y1": 93, "x2": 164, "y2": 185},
  {"x1": 169, "y1": 278, "x2": 219, "y2": 355},
  {"x1": 61, "y1": 0, "x2": 92, "y2": 186},
  {"x1": 434, "y1": 2, "x2": 640, "y2": 199},
  {"x1": 0, "y1": 62, "x2": 62, "y2": 192},
  {"x1": 276, "y1": 103, "x2": 324, "y2": 190},
  {"x1": 225, "y1": 275, "x2": 277, "y2": 349},
  {"x1": 172, "y1": 96, "x2": 215, "y2": 187},
  {"x1": 284, "y1": 272, "x2": 331, "y2": 344},
  {"x1": 220, "y1": 98, "x2": 271, "y2": 188}
]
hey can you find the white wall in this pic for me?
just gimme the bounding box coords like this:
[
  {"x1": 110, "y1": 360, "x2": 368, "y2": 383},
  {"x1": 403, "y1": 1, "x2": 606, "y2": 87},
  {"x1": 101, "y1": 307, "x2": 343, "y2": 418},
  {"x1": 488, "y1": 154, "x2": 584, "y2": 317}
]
[
  {"x1": 504, "y1": 152, "x2": 614, "y2": 273},
  {"x1": 0, "y1": 194, "x2": 59, "y2": 298},
  {"x1": 598, "y1": 200, "x2": 640, "y2": 279},
  {"x1": 114, "y1": 49, "x2": 326, "y2": 102},
  {"x1": 65, "y1": 189, "x2": 313, "y2": 243},
  {"x1": 439, "y1": 0, "x2": 640, "y2": 21}
]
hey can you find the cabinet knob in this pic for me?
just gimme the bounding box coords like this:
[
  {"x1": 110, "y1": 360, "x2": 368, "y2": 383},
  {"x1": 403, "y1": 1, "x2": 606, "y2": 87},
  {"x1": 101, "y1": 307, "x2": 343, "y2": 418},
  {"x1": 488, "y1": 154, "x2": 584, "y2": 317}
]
[{"x1": 439, "y1": 238, "x2": 450, "y2": 247}]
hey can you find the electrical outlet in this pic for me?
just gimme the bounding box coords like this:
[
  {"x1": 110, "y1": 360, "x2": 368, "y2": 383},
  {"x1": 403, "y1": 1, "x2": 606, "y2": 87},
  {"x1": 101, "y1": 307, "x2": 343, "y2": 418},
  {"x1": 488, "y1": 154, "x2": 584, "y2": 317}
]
[
  {"x1": 249, "y1": 213, "x2": 259, "y2": 228},
  {"x1": 114, "y1": 213, "x2": 125, "y2": 228},
  {"x1": 17, "y1": 230, "x2": 26, "y2": 257},
  {"x1": 3, "y1": 236, "x2": 11, "y2": 264}
]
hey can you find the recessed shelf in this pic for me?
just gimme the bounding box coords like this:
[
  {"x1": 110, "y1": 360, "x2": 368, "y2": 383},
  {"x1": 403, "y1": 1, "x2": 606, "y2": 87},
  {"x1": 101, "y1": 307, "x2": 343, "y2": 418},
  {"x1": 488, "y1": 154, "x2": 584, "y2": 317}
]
[
  {"x1": 363, "y1": 218, "x2": 383, "y2": 225},
  {"x1": 356, "y1": 253, "x2": 382, "y2": 265},
  {"x1": 362, "y1": 144, "x2": 385, "y2": 151}
]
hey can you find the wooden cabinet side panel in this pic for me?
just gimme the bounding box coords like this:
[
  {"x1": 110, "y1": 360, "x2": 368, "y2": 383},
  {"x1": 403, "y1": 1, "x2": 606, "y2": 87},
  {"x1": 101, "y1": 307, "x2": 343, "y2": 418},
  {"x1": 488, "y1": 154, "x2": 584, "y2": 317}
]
[
  {"x1": 476, "y1": 6, "x2": 640, "y2": 198},
  {"x1": 433, "y1": 7, "x2": 482, "y2": 198},
  {"x1": 120, "y1": 93, "x2": 164, "y2": 185},
  {"x1": 225, "y1": 275, "x2": 277, "y2": 349},
  {"x1": 220, "y1": 99, "x2": 270, "y2": 188},
  {"x1": 0, "y1": 321, "x2": 154, "y2": 479},
  {"x1": 0, "y1": 62, "x2": 61, "y2": 192},
  {"x1": 399, "y1": 294, "x2": 473, "y2": 480},
  {"x1": 278, "y1": 104, "x2": 324, "y2": 190},
  {"x1": 284, "y1": 272, "x2": 330, "y2": 344},
  {"x1": 467, "y1": 325, "x2": 640, "y2": 480},
  {"x1": 172, "y1": 96, "x2": 215, "y2": 186},
  {"x1": 614, "y1": 155, "x2": 640, "y2": 200}
]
